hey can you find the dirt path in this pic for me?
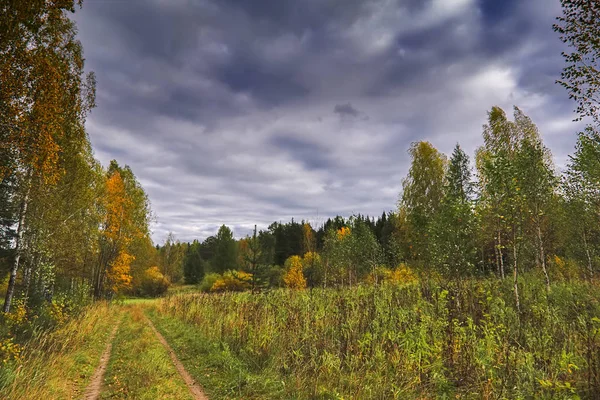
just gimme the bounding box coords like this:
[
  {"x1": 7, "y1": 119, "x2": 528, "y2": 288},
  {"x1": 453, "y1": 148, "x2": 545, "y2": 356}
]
[
  {"x1": 144, "y1": 314, "x2": 208, "y2": 400},
  {"x1": 83, "y1": 318, "x2": 121, "y2": 400}
]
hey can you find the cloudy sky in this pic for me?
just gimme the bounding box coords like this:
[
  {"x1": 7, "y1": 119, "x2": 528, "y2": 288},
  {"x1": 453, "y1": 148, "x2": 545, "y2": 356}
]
[{"x1": 72, "y1": 0, "x2": 583, "y2": 243}]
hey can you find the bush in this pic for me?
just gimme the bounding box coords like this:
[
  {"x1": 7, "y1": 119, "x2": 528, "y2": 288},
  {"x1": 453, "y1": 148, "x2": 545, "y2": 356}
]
[
  {"x1": 283, "y1": 255, "x2": 306, "y2": 289},
  {"x1": 549, "y1": 255, "x2": 583, "y2": 282},
  {"x1": 199, "y1": 273, "x2": 221, "y2": 293},
  {"x1": 263, "y1": 266, "x2": 285, "y2": 288},
  {"x1": 210, "y1": 270, "x2": 252, "y2": 292},
  {"x1": 138, "y1": 266, "x2": 169, "y2": 297},
  {"x1": 365, "y1": 263, "x2": 418, "y2": 285}
]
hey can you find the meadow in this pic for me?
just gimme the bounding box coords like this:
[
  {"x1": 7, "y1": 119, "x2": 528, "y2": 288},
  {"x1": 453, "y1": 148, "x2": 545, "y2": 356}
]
[
  {"x1": 154, "y1": 277, "x2": 600, "y2": 399},
  {"x1": 2, "y1": 276, "x2": 600, "y2": 399}
]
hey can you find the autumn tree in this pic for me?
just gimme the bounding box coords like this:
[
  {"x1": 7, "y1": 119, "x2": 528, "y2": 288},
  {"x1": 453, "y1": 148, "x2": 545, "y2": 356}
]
[
  {"x1": 159, "y1": 233, "x2": 185, "y2": 283},
  {"x1": 94, "y1": 162, "x2": 151, "y2": 298},
  {"x1": 283, "y1": 255, "x2": 307, "y2": 289},
  {"x1": 513, "y1": 110, "x2": 557, "y2": 291},
  {"x1": 400, "y1": 141, "x2": 446, "y2": 264},
  {"x1": 1, "y1": 0, "x2": 96, "y2": 312},
  {"x1": 477, "y1": 107, "x2": 519, "y2": 280}
]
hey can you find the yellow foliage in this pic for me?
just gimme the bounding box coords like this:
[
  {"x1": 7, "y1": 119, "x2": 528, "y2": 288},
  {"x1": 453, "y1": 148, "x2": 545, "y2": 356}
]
[
  {"x1": 107, "y1": 251, "x2": 134, "y2": 293},
  {"x1": 302, "y1": 223, "x2": 315, "y2": 253},
  {"x1": 336, "y1": 226, "x2": 351, "y2": 240},
  {"x1": 48, "y1": 301, "x2": 68, "y2": 326},
  {"x1": 284, "y1": 255, "x2": 307, "y2": 289},
  {"x1": 139, "y1": 266, "x2": 170, "y2": 296},
  {"x1": 3, "y1": 301, "x2": 27, "y2": 326},
  {"x1": 104, "y1": 172, "x2": 133, "y2": 243},
  {"x1": 302, "y1": 251, "x2": 321, "y2": 267},
  {"x1": 388, "y1": 264, "x2": 418, "y2": 285},
  {"x1": 0, "y1": 337, "x2": 22, "y2": 365},
  {"x1": 366, "y1": 264, "x2": 418, "y2": 286},
  {"x1": 211, "y1": 270, "x2": 253, "y2": 292},
  {"x1": 144, "y1": 266, "x2": 166, "y2": 282},
  {"x1": 549, "y1": 255, "x2": 581, "y2": 281}
]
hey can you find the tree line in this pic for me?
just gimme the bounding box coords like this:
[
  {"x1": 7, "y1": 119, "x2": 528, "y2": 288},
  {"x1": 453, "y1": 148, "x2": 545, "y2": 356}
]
[
  {"x1": 0, "y1": 1, "x2": 157, "y2": 312},
  {"x1": 163, "y1": 105, "x2": 599, "y2": 309},
  {"x1": 2, "y1": 0, "x2": 600, "y2": 310}
]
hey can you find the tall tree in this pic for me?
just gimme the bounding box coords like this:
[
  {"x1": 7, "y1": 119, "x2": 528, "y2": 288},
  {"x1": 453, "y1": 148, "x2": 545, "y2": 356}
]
[
  {"x1": 400, "y1": 141, "x2": 446, "y2": 264},
  {"x1": 513, "y1": 110, "x2": 557, "y2": 291},
  {"x1": 240, "y1": 225, "x2": 265, "y2": 292},
  {"x1": 554, "y1": 0, "x2": 600, "y2": 123},
  {"x1": 159, "y1": 233, "x2": 185, "y2": 283},
  {"x1": 477, "y1": 107, "x2": 519, "y2": 280},
  {"x1": 212, "y1": 225, "x2": 237, "y2": 273},
  {"x1": 430, "y1": 144, "x2": 477, "y2": 276},
  {"x1": 94, "y1": 162, "x2": 151, "y2": 298},
  {"x1": 1, "y1": 0, "x2": 96, "y2": 312},
  {"x1": 183, "y1": 240, "x2": 204, "y2": 284},
  {"x1": 564, "y1": 125, "x2": 600, "y2": 279}
]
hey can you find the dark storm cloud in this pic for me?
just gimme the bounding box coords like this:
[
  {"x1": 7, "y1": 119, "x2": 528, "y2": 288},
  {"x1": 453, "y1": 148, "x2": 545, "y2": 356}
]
[
  {"x1": 73, "y1": 0, "x2": 581, "y2": 243},
  {"x1": 270, "y1": 135, "x2": 333, "y2": 170},
  {"x1": 334, "y1": 103, "x2": 360, "y2": 118}
]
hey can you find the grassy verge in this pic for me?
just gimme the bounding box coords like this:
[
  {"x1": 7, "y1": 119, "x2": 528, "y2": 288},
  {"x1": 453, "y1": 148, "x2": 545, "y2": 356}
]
[
  {"x1": 146, "y1": 308, "x2": 288, "y2": 399},
  {"x1": 0, "y1": 302, "x2": 120, "y2": 399},
  {"x1": 100, "y1": 305, "x2": 192, "y2": 399}
]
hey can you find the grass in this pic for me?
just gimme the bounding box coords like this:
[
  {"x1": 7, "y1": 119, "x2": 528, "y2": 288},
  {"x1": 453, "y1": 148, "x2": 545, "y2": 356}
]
[
  {"x1": 4, "y1": 276, "x2": 600, "y2": 399},
  {"x1": 0, "y1": 302, "x2": 120, "y2": 399},
  {"x1": 100, "y1": 305, "x2": 192, "y2": 399},
  {"x1": 155, "y1": 276, "x2": 600, "y2": 399},
  {"x1": 146, "y1": 307, "x2": 287, "y2": 399},
  {"x1": 120, "y1": 297, "x2": 160, "y2": 305}
]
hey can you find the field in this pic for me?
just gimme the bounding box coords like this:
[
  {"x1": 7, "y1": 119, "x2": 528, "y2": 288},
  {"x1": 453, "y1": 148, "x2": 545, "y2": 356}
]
[{"x1": 2, "y1": 277, "x2": 600, "y2": 399}]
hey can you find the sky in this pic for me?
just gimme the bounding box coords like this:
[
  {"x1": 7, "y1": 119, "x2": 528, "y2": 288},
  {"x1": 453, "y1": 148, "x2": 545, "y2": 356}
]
[{"x1": 72, "y1": 0, "x2": 584, "y2": 244}]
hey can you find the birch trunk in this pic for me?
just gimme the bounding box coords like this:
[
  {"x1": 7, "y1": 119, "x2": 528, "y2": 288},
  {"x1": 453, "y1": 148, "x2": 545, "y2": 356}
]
[{"x1": 3, "y1": 181, "x2": 31, "y2": 313}]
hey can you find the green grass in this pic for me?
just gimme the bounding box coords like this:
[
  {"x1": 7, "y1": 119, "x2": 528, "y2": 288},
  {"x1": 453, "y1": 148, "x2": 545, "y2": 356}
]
[
  {"x1": 146, "y1": 307, "x2": 288, "y2": 399},
  {"x1": 121, "y1": 297, "x2": 160, "y2": 305},
  {"x1": 167, "y1": 284, "x2": 201, "y2": 295},
  {"x1": 155, "y1": 276, "x2": 600, "y2": 399},
  {"x1": 100, "y1": 305, "x2": 192, "y2": 399},
  {"x1": 0, "y1": 302, "x2": 121, "y2": 399}
]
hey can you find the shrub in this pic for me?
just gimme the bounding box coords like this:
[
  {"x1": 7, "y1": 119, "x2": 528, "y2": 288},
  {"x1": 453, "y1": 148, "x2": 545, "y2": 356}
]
[
  {"x1": 302, "y1": 252, "x2": 324, "y2": 287},
  {"x1": 210, "y1": 270, "x2": 252, "y2": 292},
  {"x1": 264, "y1": 266, "x2": 285, "y2": 288},
  {"x1": 283, "y1": 255, "x2": 306, "y2": 289},
  {"x1": 138, "y1": 266, "x2": 170, "y2": 297},
  {"x1": 366, "y1": 263, "x2": 418, "y2": 285},
  {"x1": 199, "y1": 273, "x2": 221, "y2": 292},
  {"x1": 549, "y1": 255, "x2": 582, "y2": 282}
]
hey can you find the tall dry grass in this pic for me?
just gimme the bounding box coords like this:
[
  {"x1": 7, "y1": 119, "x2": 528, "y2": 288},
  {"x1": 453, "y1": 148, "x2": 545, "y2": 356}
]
[
  {"x1": 158, "y1": 276, "x2": 600, "y2": 399},
  {"x1": 0, "y1": 302, "x2": 118, "y2": 399}
]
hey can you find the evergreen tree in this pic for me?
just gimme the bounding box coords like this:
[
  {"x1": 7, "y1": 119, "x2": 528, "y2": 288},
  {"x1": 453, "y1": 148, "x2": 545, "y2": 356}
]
[
  {"x1": 430, "y1": 144, "x2": 477, "y2": 276},
  {"x1": 213, "y1": 225, "x2": 237, "y2": 273},
  {"x1": 183, "y1": 240, "x2": 204, "y2": 284}
]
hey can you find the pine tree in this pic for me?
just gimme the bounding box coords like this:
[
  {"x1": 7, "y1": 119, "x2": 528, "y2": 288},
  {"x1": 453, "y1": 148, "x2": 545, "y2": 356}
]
[{"x1": 430, "y1": 144, "x2": 477, "y2": 276}]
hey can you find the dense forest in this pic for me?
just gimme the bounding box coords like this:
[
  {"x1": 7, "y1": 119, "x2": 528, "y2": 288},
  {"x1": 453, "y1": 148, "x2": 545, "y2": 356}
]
[{"x1": 2, "y1": 0, "x2": 600, "y2": 398}]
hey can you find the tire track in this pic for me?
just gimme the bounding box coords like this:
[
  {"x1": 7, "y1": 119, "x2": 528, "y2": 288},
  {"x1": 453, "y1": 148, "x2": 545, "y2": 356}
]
[
  {"x1": 83, "y1": 317, "x2": 121, "y2": 400},
  {"x1": 144, "y1": 314, "x2": 208, "y2": 400}
]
